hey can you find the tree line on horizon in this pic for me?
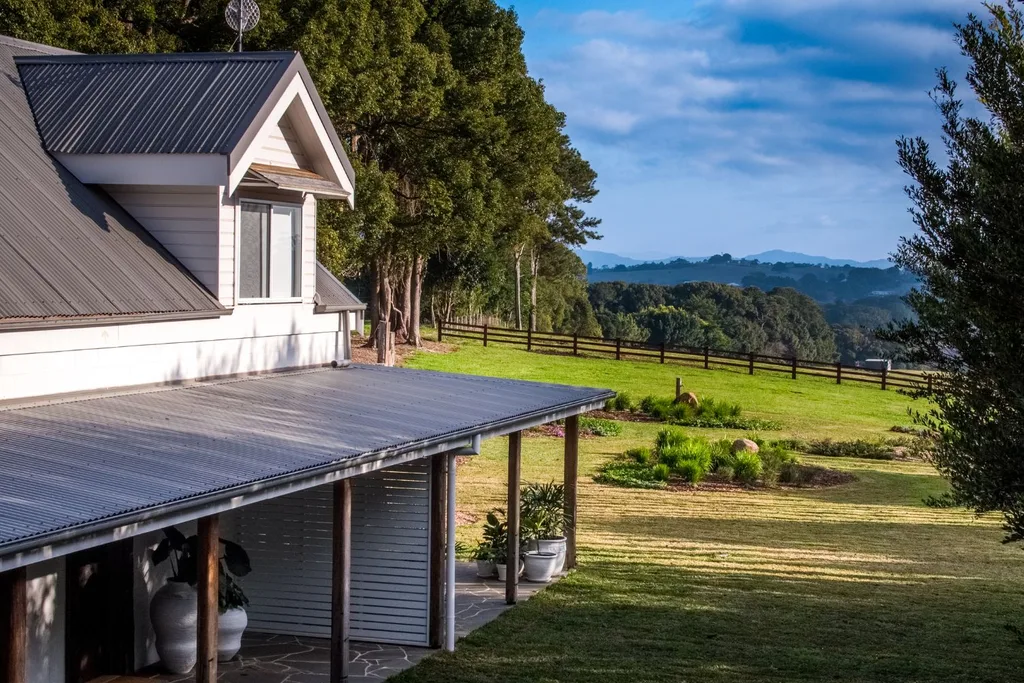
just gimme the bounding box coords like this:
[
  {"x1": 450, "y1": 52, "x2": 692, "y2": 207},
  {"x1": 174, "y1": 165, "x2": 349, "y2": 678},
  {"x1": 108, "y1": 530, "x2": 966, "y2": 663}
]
[{"x1": 0, "y1": 0, "x2": 602, "y2": 362}]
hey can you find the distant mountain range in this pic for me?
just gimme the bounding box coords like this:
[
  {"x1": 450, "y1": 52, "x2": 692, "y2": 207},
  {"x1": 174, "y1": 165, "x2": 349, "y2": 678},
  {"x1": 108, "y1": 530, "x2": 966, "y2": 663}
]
[{"x1": 575, "y1": 248, "x2": 892, "y2": 270}]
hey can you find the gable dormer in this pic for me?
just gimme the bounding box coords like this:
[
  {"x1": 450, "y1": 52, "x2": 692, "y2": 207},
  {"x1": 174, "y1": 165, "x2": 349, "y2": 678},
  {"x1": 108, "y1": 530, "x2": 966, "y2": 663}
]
[{"x1": 15, "y1": 51, "x2": 355, "y2": 307}]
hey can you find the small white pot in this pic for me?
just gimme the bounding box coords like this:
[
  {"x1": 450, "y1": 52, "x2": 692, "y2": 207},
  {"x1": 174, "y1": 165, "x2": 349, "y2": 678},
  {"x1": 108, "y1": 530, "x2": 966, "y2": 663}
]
[
  {"x1": 537, "y1": 537, "x2": 567, "y2": 573},
  {"x1": 495, "y1": 560, "x2": 523, "y2": 583},
  {"x1": 523, "y1": 551, "x2": 559, "y2": 583},
  {"x1": 218, "y1": 607, "x2": 248, "y2": 662},
  {"x1": 476, "y1": 559, "x2": 496, "y2": 578},
  {"x1": 150, "y1": 581, "x2": 197, "y2": 674}
]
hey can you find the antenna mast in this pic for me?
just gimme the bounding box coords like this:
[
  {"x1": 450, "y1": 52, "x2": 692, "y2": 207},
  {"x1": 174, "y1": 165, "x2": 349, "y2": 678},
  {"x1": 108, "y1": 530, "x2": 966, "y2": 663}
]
[{"x1": 225, "y1": 0, "x2": 261, "y2": 52}]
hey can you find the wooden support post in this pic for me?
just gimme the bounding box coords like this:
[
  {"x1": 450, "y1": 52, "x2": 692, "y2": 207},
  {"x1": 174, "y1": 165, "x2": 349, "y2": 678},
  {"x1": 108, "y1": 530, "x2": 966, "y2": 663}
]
[
  {"x1": 659, "y1": 342, "x2": 665, "y2": 364},
  {"x1": 564, "y1": 415, "x2": 579, "y2": 571},
  {"x1": 615, "y1": 338, "x2": 621, "y2": 361},
  {"x1": 526, "y1": 329, "x2": 532, "y2": 352},
  {"x1": 437, "y1": 319, "x2": 444, "y2": 343},
  {"x1": 573, "y1": 334, "x2": 578, "y2": 356},
  {"x1": 482, "y1": 324, "x2": 488, "y2": 347},
  {"x1": 703, "y1": 346, "x2": 710, "y2": 370},
  {"x1": 506, "y1": 432, "x2": 522, "y2": 605},
  {"x1": 927, "y1": 374, "x2": 933, "y2": 393},
  {"x1": 0, "y1": 568, "x2": 26, "y2": 683},
  {"x1": 675, "y1": 377, "x2": 682, "y2": 401},
  {"x1": 331, "y1": 480, "x2": 352, "y2": 683},
  {"x1": 428, "y1": 454, "x2": 446, "y2": 649},
  {"x1": 748, "y1": 352, "x2": 755, "y2": 376},
  {"x1": 836, "y1": 362, "x2": 842, "y2": 385},
  {"x1": 881, "y1": 366, "x2": 888, "y2": 391},
  {"x1": 791, "y1": 356, "x2": 798, "y2": 380},
  {"x1": 196, "y1": 515, "x2": 219, "y2": 683}
]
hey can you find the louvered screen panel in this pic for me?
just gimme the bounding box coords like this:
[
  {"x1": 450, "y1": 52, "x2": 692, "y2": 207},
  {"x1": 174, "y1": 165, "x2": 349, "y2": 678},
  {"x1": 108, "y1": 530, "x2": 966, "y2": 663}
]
[{"x1": 224, "y1": 460, "x2": 432, "y2": 645}]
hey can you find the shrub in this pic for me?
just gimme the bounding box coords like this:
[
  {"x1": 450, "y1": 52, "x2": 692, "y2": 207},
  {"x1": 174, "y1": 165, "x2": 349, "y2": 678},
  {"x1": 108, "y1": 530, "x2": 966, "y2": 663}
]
[
  {"x1": 806, "y1": 439, "x2": 895, "y2": 460},
  {"x1": 655, "y1": 428, "x2": 688, "y2": 454},
  {"x1": 716, "y1": 464, "x2": 735, "y2": 481},
  {"x1": 652, "y1": 463, "x2": 671, "y2": 481},
  {"x1": 769, "y1": 437, "x2": 808, "y2": 452},
  {"x1": 732, "y1": 452, "x2": 763, "y2": 484},
  {"x1": 675, "y1": 459, "x2": 708, "y2": 484},
  {"x1": 710, "y1": 440, "x2": 734, "y2": 470},
  {"x1": 758, "y1": 446, "x2": 797, "y2": 486},
  {"x1": 595, "y1": 462, "x2": 667, "y2": 489},
  {"x1": 626, "y1": 446, "x2": 653, "y2": 465},
  {"x1": 608, "y1": 392, "x2": 635, "y2": 412},
  {"x1": 579, "y1": 416, "x2": 623, "y2": 437}
]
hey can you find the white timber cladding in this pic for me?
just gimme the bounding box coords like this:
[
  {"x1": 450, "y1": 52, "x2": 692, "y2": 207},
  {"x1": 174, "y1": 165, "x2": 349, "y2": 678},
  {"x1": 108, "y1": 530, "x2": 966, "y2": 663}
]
[
  {"x1": 302, "y1": 193, "x2": 317, "y2": 301},
  {"x1": 251, "y1": 114, "x2": 310, "y2": 169},
  {"x1": 105, "y1": 185, "x2": 223, "y2": 297},
  {"x1": 221, "y1": 460, "x2": 432, "y2": 646},
  {"x1": 26, "y1": 558, "x2": 64, "y2": 683},
  {"x1": 0, "y1": 304, "x2": 346, "y2": 401},
  {"x1": 219, "y1": 187, "x2": 237, "y2": 304}
]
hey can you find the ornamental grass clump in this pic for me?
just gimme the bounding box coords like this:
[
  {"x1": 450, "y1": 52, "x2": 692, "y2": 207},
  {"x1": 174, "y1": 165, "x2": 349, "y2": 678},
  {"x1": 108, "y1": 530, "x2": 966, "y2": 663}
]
[{"x1": 632, "y1": 394, "x2": 781, "y2": 430}]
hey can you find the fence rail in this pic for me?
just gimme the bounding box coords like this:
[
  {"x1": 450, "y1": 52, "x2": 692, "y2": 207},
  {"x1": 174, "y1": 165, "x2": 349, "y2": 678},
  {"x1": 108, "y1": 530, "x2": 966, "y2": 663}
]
[{"x1": 438, "y1": 320, "x2": 930, "y2": 392}]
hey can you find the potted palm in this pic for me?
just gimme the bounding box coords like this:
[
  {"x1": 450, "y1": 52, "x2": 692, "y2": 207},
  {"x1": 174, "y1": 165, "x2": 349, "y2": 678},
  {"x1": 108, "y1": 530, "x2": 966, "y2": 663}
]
[
  {"x1": 521, "y1": 482, "x2": 571, "y2": 573},
  {"x1": 151, "y1": 527, "x2": 253, "y2": 670},
  {"x1": 482, "y1": 509, "x2": 523, "y2": 582},
  {"x1": 471, "y1": 542, "x2": 496, "y2": 578},
  {"x1": 520, "y1": 509, "x2": 560, "y2": 583}
]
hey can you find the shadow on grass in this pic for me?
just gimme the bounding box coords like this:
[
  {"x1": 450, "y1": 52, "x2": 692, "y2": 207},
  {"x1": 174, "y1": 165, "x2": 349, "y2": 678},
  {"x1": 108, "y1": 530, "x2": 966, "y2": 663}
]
[{"x1": 392, "y1": 559, "x2": 1023, "y2": 683}]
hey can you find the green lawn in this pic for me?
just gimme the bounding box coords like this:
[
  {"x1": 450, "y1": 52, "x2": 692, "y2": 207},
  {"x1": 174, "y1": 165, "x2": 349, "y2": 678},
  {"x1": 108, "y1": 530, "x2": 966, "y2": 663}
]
[{"x1": 394, "y1": 343, "x2": 1024, "y2": 683}]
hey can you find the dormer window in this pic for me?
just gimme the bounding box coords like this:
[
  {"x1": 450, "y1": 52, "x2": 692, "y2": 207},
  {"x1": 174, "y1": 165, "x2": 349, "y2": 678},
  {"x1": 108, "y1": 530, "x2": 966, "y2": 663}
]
[{"x1": 239, "y1": 201, "x2": 302, "y2": 300}]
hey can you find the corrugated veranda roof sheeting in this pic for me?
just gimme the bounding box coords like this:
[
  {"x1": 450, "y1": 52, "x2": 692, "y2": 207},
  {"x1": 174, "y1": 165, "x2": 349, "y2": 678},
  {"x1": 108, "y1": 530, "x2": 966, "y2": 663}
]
[
  {"x1": 0, "y1": 37, "x2": 225, "y2": 324},
  {"x1": 316, "y1": 262, "x2": 365, "y2": 311},
  {"x1": 16, "y1": 51, "x2": 294, "y2": 155},
  {"x1": 0, "y1": 365, "x2": 612, "y2": 555}
]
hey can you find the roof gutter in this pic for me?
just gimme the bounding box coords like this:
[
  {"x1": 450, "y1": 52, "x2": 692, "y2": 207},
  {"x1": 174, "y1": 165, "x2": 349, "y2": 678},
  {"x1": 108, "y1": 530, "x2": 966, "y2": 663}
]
[
  {"x1": 0, "y1": 308, "x2": 230, "y2": 333},
  {"x1": 0, "y1": 390, "x2": 612, "y2": 572}
]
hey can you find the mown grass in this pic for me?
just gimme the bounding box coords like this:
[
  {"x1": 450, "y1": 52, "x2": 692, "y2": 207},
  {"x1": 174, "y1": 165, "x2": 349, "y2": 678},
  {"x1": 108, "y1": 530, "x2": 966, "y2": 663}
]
[{"x1": 392, "y1": 343, "x2": 1024, "y2": 683}]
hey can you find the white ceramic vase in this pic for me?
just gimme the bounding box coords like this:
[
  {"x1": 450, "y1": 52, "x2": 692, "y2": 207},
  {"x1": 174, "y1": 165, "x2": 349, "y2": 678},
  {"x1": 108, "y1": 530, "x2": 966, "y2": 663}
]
[
  {"x1": 523, "y1": 551, "x2": 559, "y2": 583},
  {"x1": 537, "y1": 537, "x2": 567, "y2": 573},
  {"x1": 218, "y1": 607, "x2": 248, "y2": 661},
  {"x1": 150, "y1": 581, "x2": 198, "y2": 674},
  {"x1": 476, "y1": 559, "x2": 496, "y2": 578}
]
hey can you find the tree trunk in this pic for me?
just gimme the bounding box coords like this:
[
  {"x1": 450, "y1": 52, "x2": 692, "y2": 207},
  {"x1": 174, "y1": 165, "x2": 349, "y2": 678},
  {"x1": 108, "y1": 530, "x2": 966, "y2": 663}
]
[
  {"x1": 399, "y1": 259, "x2": 413, "y2": 343},
  {"x1": 410, "y1": 255, "x2": 424, "y2": 347},
  {"x1": 513, "y1": 244, "x2": 525, "y2": 330},
  {"x1": 376, "y1": 259, "x2": 396, "y2": 366},
  {"x1": 367, "y1": 265, "x2": 379, "y2": 349},
  {"x1": 529, "y1": 246, "x2": 539, "y2": 332}
]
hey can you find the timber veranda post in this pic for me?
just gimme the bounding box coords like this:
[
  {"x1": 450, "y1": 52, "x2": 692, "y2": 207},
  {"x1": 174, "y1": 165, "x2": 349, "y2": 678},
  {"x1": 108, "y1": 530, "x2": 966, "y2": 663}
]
[
  {"x1": 506, "y1": 431, "x2": 522, "y2": 605},
  {"x1": 331, "y1": 479, "x2": 352, "y2": 683},
  {"x1": 1, "y1": 567, "x2": 26, "y2": 683},
  {"x1": 196, "y1": 515, "x2": 219, "y2": 683},
  {"x1": 563, "y1": 415, "x2": 579, "y2": 570}
]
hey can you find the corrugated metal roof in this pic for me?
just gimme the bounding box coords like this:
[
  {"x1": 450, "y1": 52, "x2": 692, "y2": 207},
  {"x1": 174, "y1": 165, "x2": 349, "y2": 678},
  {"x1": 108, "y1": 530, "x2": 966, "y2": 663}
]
[
  {"x1": 0, "y1": 37, "x2": 226, "y2": 325},
  {"x1": 16, "y1": 51, "x2": 294, "y2": 155},
  {"x1": 316, "y1": 262, "x2": 365, "y2": 311},
  {"x1": 0, "y1": 365, "x2": 612, "y2": 557}
]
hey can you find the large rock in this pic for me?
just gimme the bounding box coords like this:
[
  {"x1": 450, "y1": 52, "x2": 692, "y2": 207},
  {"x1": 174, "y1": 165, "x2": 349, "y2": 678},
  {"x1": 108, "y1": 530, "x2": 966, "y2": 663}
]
[
  {"x1": 732, "y1": 439, "x2": 759, "y2": 454},
  {"x1": 674, "y1": 391, "x2": 699, "y2": 407}
]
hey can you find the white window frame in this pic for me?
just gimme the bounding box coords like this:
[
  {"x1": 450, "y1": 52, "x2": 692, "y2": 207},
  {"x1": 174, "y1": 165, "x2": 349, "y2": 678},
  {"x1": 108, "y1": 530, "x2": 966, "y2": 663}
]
[{"x1": 235, "y1": 197, "x2": 304, "y2": 304}]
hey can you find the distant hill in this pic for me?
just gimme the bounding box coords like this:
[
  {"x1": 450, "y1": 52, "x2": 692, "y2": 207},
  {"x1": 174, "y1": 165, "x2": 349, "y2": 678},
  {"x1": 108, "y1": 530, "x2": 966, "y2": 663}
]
[
  {"x1": 576, "y1": 248, "x2": 891, "y2": 270},
  {"x1": 744, "y1": 250, "x2": 892, "y2": 269}
]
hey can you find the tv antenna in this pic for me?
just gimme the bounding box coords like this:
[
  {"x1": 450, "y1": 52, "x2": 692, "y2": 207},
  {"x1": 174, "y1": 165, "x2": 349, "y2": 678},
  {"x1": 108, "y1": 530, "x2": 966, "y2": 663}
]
[{"x1": 225, "y1": 0, "x2": 260, "y2": 52}]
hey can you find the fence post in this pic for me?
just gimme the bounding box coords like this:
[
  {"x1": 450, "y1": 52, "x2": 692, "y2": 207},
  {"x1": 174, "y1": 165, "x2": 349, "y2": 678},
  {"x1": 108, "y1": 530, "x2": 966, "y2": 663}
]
[
  {"x1": 675, "y1": 377, "x2": 682, "y2": 401},
  {"x1": 881, "y1": 365, "x2": 888, "y2": 391},
  {"x1": 527, "y1": 329, "x2": 532, "y2": 352},
  {"x1": 791, "y1": 356, "x2": 797, "y2": 380},
  {"x1": 927, "y1": 374, "x2": 933, "y2": 393},
  {"x1": 615, "y1": 338, "x2": 621, "y2": 361},
  {"x1": 438, "y1": 319, "x2": 444, "y2": 343},
  {"x1": 704, "y1": 346, "x2": 710, "y2": 370},
  {"x1": 573, "y1": 333, "x2": 578, "y2": 356},
  {"x1": 836, "y1": 362, "x2": 842, "y2": 385},
  {"x1": 483, "y1": 324, "x2": 488, "y2": 347},
  {"x1": 748, "y1": 351, "x2": 755, "y2": 376},
  {"x1": 660, "y1": 342, "x2": 665, "y2": 364}
]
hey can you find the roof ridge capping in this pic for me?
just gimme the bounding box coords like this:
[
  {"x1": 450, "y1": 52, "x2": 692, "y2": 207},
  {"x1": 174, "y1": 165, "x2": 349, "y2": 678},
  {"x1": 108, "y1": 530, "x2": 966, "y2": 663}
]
[{"x1": 0, "y1": 34, "x2": 79, "y2": 55}]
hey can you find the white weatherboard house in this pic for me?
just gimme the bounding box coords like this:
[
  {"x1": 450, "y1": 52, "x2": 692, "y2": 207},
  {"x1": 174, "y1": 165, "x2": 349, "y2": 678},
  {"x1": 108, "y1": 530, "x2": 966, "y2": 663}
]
[{"x1": 0, "y1": 36, "x2": 610, "y2": 683}]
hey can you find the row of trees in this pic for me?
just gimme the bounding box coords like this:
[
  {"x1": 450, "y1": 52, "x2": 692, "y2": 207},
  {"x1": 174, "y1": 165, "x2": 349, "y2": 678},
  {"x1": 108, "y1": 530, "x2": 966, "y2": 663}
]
[{"x1": 0, "y1": 0, "x2": 600, "y2": 363}]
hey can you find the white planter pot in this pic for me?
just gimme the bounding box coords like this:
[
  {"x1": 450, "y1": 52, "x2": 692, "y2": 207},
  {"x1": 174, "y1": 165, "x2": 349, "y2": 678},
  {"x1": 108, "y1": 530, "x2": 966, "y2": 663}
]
[
  {"x1": 537, "y1": 537, "x2": 567, "y2": 573},
  {"x1": 495, "y1": 560, "x2": 523, "y2": 583},
  {"x1": 523, "y1": 551, "x2": 559, "y2": 583},
  {"x1": 150, "y1": 581, "x2": 197, "y2": 674},
  {"x1": 476, "y1": 559, "x2": 496, "y2": 578},
  {"x1": 218, "y1": 607, "x2": 248, "y2": 662}
]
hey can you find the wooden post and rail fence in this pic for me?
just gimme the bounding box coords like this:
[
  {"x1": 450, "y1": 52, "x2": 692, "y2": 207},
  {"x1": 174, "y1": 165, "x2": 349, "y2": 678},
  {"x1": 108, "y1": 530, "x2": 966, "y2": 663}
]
[{"x1": 437, "y1": 320, "x2": 928, "y2": 392}]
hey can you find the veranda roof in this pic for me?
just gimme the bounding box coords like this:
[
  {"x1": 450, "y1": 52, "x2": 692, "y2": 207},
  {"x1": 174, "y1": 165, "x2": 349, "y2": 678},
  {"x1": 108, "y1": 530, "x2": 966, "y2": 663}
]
[{"x1": 0, "y1": 365, "x2": 611, "y2": 569}]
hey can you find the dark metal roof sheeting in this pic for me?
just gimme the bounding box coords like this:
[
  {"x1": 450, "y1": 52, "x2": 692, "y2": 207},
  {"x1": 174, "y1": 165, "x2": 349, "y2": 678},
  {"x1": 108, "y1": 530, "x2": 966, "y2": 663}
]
[
  {"x1": 0, "y1": 38, "x2": 225, "y2": 322},
  {"x1": 0, "y1": 365, "x2": 612, "y2": 554},
  {"x1": 316, "y1": 262, "x2": 365, "y2": 311},
  {"x1": 16, "y1": 51, "x2": 293, "y2": 155}
]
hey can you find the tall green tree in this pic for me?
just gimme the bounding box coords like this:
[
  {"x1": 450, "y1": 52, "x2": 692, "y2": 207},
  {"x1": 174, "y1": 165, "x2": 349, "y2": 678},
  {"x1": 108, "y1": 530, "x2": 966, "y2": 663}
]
[{"x1": 883, "y1": 1, "x2": 1024, "y2": 543}]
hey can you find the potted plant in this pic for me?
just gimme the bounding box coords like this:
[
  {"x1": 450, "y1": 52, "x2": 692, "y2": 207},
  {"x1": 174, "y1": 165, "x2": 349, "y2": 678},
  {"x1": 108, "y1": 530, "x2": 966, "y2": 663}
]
[
  {"x1": 150, "y1": 527, "x2": 253, "y2": 670},
  {"x1": 482, "y1": 509, "x2": 523, "y2": 582},
  {"x1": 519, "y1": 509, "x2": 560, "y2": 583},
  {"x1": 471, "y1": 542, "x2": 496, "y2": 578},
  {"x1": 521, "y1": 482, "x2": 571, "y2": 573}
]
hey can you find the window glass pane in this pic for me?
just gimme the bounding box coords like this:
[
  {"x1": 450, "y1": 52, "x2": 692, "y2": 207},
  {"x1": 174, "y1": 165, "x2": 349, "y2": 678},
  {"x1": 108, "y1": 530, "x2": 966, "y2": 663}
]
[
  {"x1": 269, "y1": 206, "x2": 300, "y2": 298},
  {"x1": 240, "y1": 202, "x2": 268, "y2": 298}
]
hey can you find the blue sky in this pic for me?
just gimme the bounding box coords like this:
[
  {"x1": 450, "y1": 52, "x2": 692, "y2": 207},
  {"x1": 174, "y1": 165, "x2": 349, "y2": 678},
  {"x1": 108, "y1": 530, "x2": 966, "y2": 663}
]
[{"x1": 504, "y1": 0, "x2": 978, "y2": 261}]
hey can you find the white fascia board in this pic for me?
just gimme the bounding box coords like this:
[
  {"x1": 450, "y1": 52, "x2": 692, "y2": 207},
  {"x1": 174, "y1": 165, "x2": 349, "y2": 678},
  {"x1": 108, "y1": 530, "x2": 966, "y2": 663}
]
[
  {"x1": 54, "y1": 153, "x2": 227, "y2": 186},
  {"x1": 228, "y1": 74, "x2": 355, "y2": 207}
]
